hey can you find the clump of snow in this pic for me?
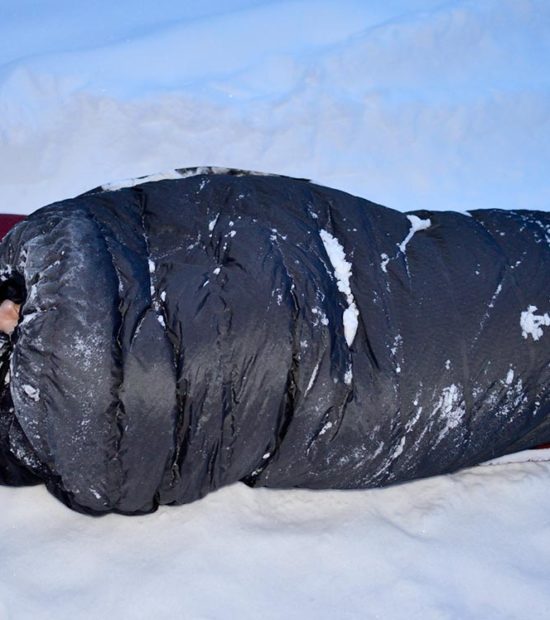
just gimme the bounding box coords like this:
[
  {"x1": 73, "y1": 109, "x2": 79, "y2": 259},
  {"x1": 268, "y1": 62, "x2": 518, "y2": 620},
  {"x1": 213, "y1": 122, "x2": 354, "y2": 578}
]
[
  {"x1": 305, "y1": 362, "x2": 320, "y2": 395},
  {"x1": 311, "y1": 307, "x2": 329, "y2": 327},
  {"x1": 398, "y1": 215, "x2": 432, "y2": 253},
  {"x1": 318, "y1": 421, "x2": 333, "y2": 436},
  {"x1": 103, "y1": 169, "x2": 187, "y2": 191},
  {"x1": 520, "y1": 305, "x2": 550, "y2": 341},
  {"x1": 505, "y1": 368, "x2": 514, "y2": 385},
  {"x1": 208, "y1": 213, "x2": 219, "y2": 232},
  {"x1": 22, "y1": 384, "x2": 40, "y2": 401},
  {"x1": 390, "y1": 334, "x2": 402, "y2": 356},
  {"x1": 89, "y1": 488, "x2": 102, "y2": 500},
  {"x1": 391, "y1": 435, "x2": 406, "y2": 460},
  {"x1": 344, "y1": 366, "x2": 353, "y2": 385},
  {"x1": 342, "y1": 307, "x2": 358, "y2": 346},
  {"x1": 319, "y1": 230, "x2": 359, "y2": 347},
  {"x1": 147, "y1": 259, "x2": 157, "y2": 298},
  {"x1": 488, "y1": 283, "x2": 503, "y2": 309}
]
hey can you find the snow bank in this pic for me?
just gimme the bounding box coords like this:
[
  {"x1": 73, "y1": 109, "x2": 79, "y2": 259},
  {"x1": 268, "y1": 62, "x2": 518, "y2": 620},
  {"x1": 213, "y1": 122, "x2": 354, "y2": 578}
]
[
  {"x1": 1, "y1": 1, "x2": 549, "y2": 215},
  {"x1": 1, "y1": 452, "x2": 549, "y2": 619}
]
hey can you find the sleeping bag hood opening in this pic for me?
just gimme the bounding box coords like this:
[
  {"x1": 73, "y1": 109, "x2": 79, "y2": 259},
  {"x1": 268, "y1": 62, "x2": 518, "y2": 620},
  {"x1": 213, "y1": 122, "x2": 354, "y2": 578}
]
[
  {"x1": 0, "y1": 269, "x2": 26, "y2": 306},
  {"x1": 0, "y1": 268, "x2": 42, "y2": 487}
]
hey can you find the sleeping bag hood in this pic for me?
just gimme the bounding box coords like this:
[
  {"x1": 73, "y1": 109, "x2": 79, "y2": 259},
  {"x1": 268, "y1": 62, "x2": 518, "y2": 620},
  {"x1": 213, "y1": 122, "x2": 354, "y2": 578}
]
[{"x1": 0, "y1": 167, "x2": 549, "y2": 515}]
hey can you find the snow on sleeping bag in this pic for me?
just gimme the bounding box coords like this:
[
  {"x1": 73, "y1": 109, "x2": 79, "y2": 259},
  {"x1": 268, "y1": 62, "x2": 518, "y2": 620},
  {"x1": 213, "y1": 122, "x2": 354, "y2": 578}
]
[{"x1": 0, "y1": 167, "x2": 548, "y2": 516}]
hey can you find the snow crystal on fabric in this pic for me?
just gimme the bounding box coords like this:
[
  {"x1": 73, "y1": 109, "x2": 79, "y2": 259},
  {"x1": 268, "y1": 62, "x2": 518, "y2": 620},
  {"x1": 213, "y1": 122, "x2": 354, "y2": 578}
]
[{"x1": 434, "y1": 384, "x2": 466, "y2": 443}]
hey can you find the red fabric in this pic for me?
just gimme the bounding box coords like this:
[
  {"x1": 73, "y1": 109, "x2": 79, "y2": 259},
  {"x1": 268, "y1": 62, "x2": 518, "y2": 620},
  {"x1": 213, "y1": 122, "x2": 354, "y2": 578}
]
[
  {"x1": 534, "y1": 443, "x2": 550, "y2": 450},
  {"x1": 0, "y1": 215, "x2": 26, "y2": 240}
]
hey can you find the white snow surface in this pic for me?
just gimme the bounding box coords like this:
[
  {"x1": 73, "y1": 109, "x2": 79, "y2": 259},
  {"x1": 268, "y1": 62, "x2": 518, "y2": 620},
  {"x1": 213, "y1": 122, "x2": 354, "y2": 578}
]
[
  {"x1": 2, "y1": 1, "x2": 550, "y2": 216},
  {"x1": 1, "y1": 1, "x2": 550, "y2": 618},
  {"x1": 1, "y1": 453, "x2": 550, "y2": 619}
]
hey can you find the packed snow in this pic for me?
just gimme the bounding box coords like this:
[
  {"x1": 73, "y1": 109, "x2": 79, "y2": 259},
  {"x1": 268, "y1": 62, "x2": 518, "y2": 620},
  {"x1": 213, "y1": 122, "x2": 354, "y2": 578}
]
[
  {"x1": 344, "y1": 366, "x2": 353, "y2": 385},
  {"x1": 305, "y1": 362, "x2": 320, "y2": 395},
  {"x1": 319, "y1": 229, "x2": 359, "y2": 347},
  {"x1": 2, "y1": 1, "x2": 550, "y2": 216},
  {"x1": 1, "y1": 1, "x2": 550, "y2": 619},
  {"x1": 104, "y1": 169, "x2": 189, "y2": 191},
  {"x1": 398, "y1": 215, "x2": 432, "y2": 253},
  {"x1": 208, "y1": 214, "x2": 219, "y2": 232},
  {"x1": 21, "y1": 384, "x2": 40, "y2": 402},
  {"x1": 520, "y1": 305, "x2": 550, "y2": 341}
]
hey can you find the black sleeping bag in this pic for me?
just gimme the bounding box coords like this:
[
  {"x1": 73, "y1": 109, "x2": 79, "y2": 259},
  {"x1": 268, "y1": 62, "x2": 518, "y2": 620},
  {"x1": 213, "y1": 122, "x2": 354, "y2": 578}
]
[{"x1": 0, "y1": 167, "x2": 548, "y2": 515}]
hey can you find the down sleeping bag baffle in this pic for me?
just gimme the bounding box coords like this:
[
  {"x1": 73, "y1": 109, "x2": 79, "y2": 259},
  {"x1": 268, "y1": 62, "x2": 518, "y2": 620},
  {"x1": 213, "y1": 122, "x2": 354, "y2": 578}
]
[{"x1": 0, "y1": 167, "x2": 548, "y2": 515}]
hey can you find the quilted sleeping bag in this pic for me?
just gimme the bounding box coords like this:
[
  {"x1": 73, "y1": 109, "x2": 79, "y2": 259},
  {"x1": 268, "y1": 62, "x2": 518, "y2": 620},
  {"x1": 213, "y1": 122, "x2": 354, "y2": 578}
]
[{"x1": 0, "y1": 167, "x2": 548, "y2": 515}]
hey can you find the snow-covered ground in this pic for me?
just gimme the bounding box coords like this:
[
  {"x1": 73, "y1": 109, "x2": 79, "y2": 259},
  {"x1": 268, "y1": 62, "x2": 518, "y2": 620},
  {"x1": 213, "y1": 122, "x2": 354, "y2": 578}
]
[
  {"x1": 1, "y1": 453, "x2": 550, "y2": 620},
  {"x1": 0, "y1": 1, "x2": 549, "y2": 618}
]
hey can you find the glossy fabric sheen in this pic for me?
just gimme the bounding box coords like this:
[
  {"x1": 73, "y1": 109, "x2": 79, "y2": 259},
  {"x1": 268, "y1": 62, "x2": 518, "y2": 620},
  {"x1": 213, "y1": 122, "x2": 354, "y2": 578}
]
[{"x1": 0, "y1": 171, "x2": 548, "y2": 515}]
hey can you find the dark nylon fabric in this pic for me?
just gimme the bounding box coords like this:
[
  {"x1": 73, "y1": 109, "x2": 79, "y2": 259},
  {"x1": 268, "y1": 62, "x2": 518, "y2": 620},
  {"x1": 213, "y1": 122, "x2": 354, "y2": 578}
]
[{"x1": 0, "y1": 169, "x2": 548, "y2": 515}]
